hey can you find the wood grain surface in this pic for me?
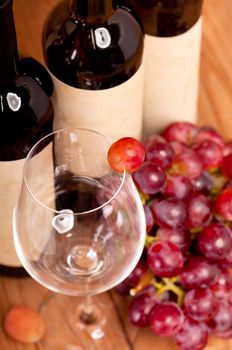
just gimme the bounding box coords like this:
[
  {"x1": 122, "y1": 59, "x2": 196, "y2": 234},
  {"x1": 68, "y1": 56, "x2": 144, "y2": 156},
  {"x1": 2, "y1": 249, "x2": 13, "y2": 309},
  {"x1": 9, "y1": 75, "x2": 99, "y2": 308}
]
[{"x1": 1, "y1": 0, "x2": 232, "y2": 349}]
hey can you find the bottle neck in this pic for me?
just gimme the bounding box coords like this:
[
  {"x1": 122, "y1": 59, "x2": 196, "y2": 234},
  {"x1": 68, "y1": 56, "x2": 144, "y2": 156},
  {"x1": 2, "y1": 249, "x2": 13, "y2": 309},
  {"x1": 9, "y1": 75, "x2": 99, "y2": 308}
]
[
  {"x1": 69, "y1": 0, "x2": 115, "y2": 19},
  {"x1": 128, "y1": 0, "x2": 203, "y2": 36},
  {"x1": 0, "y1": 0, "x2": 18, "y2": 86}
]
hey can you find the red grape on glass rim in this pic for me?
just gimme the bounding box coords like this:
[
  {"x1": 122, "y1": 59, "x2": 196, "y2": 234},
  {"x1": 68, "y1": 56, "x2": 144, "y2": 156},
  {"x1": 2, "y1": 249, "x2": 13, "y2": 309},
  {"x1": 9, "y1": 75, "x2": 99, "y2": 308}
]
[
  {"x1": 113, "y1": 121, "x2": 232, "y2": 350},
  {"x1": 107, "y1": 137, "x2": 145, "y2": 173}
]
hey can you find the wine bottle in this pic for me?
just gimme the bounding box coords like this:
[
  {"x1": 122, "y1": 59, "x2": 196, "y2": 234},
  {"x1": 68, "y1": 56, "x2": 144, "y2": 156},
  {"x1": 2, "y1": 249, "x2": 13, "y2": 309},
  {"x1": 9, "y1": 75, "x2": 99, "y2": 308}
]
[
  {"x1": 127, "y1": 0, "x2": 203, "y2": 136},
  {"x1": 42, "y1": 0, "x2": 144, "y2": 142},
  {"x1": 0, "y1": 0, "x2": 54, "y2": 276}
]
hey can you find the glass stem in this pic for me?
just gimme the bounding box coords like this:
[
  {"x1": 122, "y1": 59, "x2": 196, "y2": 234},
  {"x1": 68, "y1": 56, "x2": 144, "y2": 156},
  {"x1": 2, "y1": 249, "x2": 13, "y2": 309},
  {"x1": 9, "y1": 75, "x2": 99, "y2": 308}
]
[
  {"x1": 76, "y1": 295, "x2": 106, "y2": 339},
  {"x1": 79, "y1": 295, "x2": 97, "y2": 325}
]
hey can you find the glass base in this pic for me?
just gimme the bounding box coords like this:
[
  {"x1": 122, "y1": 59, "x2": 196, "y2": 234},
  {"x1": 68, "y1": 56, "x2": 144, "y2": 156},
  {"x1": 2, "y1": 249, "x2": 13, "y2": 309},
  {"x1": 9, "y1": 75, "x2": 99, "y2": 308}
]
[
  {"x1": 39, "y1": 292, "x2": 110, "y2": 349},
  {"x1": 76, "y1": 299, "x2": 106, "y2": 340}
]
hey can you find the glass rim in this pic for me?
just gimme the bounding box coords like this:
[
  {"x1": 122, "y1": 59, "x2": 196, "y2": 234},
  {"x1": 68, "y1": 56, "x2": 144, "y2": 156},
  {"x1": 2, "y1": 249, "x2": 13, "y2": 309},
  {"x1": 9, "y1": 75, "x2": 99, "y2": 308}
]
[{"x1": 22, "y1": 127, "x2": 127, "y2": 216}]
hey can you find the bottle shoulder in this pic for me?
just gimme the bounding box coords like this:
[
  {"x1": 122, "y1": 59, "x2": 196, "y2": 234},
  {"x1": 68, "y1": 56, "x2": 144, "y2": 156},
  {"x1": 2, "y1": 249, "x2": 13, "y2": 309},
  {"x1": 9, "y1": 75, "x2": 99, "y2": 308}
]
[
  {"x1": 43, "y1": 2, "x2": 144, "y2": 89},
  {"x1": 127, "y1": 0, "x2": 203, "y2": 36},
  {"x1": 19, "y1": 57, "x2": 54, "y2": 97},
  {"x1": 43, "y1": 0, "x2": 143, "y2": 40},
  {"x1": 0, "y1": 69, "x2": 53, "y2": 161},
  {"x1": 0, "y1": 73, "x2": 52, "y2": 122}
]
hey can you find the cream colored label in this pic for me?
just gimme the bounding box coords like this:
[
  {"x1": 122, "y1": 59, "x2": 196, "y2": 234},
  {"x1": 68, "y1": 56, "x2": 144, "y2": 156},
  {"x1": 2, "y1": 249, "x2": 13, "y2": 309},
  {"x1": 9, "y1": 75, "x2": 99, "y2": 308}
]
[
  {"x1": 15, "y1": 143, "x2": 55, "y2": 263},
  {"x1": 53, "y1": 130, "x2": 111, "y2": 178},
  {"x1": 51, "y1": 63, "x2": 144, "y2": 142},
  {"x1": 143, "y1": 17, "x2": 203, "y2": 137},
  {"x1": 0, "y1": 159, "x2": 24, "y2": 266}
]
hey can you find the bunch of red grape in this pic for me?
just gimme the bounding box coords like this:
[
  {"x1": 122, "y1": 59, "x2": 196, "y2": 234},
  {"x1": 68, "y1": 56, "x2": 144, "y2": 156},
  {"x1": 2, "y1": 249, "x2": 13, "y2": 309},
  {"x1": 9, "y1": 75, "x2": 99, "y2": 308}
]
[{"x1": 115, "y1": 122, "x2": 232, "y2": 350}]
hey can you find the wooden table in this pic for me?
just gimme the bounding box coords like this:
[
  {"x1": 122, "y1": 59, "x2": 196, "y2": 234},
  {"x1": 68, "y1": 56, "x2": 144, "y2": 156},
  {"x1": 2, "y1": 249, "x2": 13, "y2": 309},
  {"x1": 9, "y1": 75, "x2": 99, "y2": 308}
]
[{"x1": 1, "y1": 0, "x2": 232, "y2": 349}]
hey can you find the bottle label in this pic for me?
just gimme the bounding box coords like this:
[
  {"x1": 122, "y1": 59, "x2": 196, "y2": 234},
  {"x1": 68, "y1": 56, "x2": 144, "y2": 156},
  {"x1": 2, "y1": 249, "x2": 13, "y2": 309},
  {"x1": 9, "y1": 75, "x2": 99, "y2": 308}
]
[
  {"x1": 18, "y1": 143, "x2": 56, "y2": 262},
  {"x1": 0, "y1": 159, "x2": 24, "y2": 266},
  {"x1": 143, "y1": 17, "x2": 203, "y2": 137},
  {"x1": 50, "y1": 62, "x2": 144, "y2": 142},
  {"x1": 0, "y1": 142, "x2": 55, "y2": 267}
]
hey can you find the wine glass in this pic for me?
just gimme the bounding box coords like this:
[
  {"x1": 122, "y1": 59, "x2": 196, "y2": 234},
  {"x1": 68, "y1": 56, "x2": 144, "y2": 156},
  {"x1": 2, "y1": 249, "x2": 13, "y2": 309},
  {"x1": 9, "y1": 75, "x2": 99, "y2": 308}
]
[{"x1": 13, "y1": 127, "x2": 146, "y2": 348}]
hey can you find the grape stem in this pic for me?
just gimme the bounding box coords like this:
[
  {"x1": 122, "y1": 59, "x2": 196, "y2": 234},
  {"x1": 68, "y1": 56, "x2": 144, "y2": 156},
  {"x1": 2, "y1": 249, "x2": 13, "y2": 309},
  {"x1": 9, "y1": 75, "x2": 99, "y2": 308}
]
[
  {"x1": 139, "y1": 192, "x2": 150, "y2": 205},
  {"x1": 130, "y1": 269, "x2": 185, "y2": 306},
  {"x1": 145, "y1": 235, "x2": 158, "y2": 248},
  {"x1": 154, "y1": 277, "x2": 185, "y2": 306},
  {"x1": 130, "y1": 270, "x2": 154, "y2": 296}
]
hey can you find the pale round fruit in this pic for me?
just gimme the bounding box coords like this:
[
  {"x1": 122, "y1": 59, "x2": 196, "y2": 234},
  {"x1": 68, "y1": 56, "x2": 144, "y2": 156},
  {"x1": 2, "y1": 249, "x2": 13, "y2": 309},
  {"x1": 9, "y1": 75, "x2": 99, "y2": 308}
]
[{"x1": 4, "y1": 305, "x2": 45, "y2": 343}]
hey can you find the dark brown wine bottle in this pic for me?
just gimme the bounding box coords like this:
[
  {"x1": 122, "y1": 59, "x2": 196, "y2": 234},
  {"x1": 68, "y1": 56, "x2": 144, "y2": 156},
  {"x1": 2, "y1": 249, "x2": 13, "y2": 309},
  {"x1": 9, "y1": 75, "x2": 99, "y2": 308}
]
[
  {"x1": 42, "y1": 0, "x2": 144, "y2": 142},
  {"x1": 0, "y1": 0, "x2": 54, "y2": 276},
  {"x1": 127, "y1": 0, "x2": 203, "y2": 136}
]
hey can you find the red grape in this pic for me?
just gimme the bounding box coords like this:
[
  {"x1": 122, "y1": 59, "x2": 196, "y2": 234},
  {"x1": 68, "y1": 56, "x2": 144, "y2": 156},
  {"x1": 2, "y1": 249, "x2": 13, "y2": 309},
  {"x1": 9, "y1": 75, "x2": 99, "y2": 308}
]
[
  {"x1": 224, "y1": 179, "x2": 232, "y2": 190},
  {"x1": 214, "y1": 188, "x2": 232, "y2": 220},
  {"x1": 174, "y1": 316, "x2": 209, "y2": 350},
  {"x1": 171, "y1": 148, "x2": 203, "y2": 179},
  {"x1": 193, "y1": 126, "x2": 225, "y2": 149},
  {"x1": 143, "y1": 205, "x2": 154, "y2": 233},
  {"x1": 192, "y1": 140, "x2": 223, "y2": 170},
  {"x1": 191, "y1": 172, "x2": 212, "y2": 195},
  {"x1": 210, "y1": 268, "x2": 232, "y2": 300},
  {"x1": 198, "y1": 223, "x2": 232, "y2": 261},
  {"x1": 183, "y1": 288, "x2": 218, "y2": 322},
  {"x1": 163, "y1": 122, "x2": 198, "y2": 145},
  {"x1": 186, "y1": 193, "x2": 212, "y2": 229},
  {"x1": 156, "y1": 227, "x2": 191, "y2": 254},
  {"x1": 180, "y1": 256, "x2": 218, "y2": 289},
  {"x1": 107, "y1": 137, "x2": 145, "y2": 173},
  {"x1": 151, "y1": 198, "x2": 187, "y2": 229},
  {"x1": 114, "y1": 281, "x2": 132, "y2": 295},
  {"x1": 171, "y1": 141, "x2": 189, "y2": 155},
  {"x1": 162, "y1": 174, "x2": 192, "y2": 200},
  {"x1": 128, "y1": 287, "x2": 157, "y2": 327},
  {"x1": 143, "y1": 134, "x2": 166, "y2": 150},
  {"x1": 125, "y1": 260, "x2": 148, "y2": 287},
  {"x1": 220, "y1": 247, "x2": 232, "y2": 268},
  {"x1": 145, "y1": 141, "x2": 174, "y2": 168},
  {"x1": 222, "y1": 153, "x2": 232, "y2": 178},
  {"x1": 207, "y1": 300, "x2": 232, "y2": 333},
  {"x1": 147, "y1": 241, "x2": 184, "y2": 278},
  {"x1": 215, "y1": 327, "x2": 232, "y2": 339},
  {"x1": 149, "y1": 302, "x2": 184, "y2": 336},
  {"x1": 133, "y1": 161, "x2": 166, "y2": 194}
]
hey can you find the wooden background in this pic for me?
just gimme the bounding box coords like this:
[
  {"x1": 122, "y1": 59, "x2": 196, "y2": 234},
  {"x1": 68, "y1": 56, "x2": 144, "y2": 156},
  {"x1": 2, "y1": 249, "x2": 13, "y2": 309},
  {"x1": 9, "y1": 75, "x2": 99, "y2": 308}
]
[{"x1": 1, "y1": 0, "x2": 232, "y2": 349}]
